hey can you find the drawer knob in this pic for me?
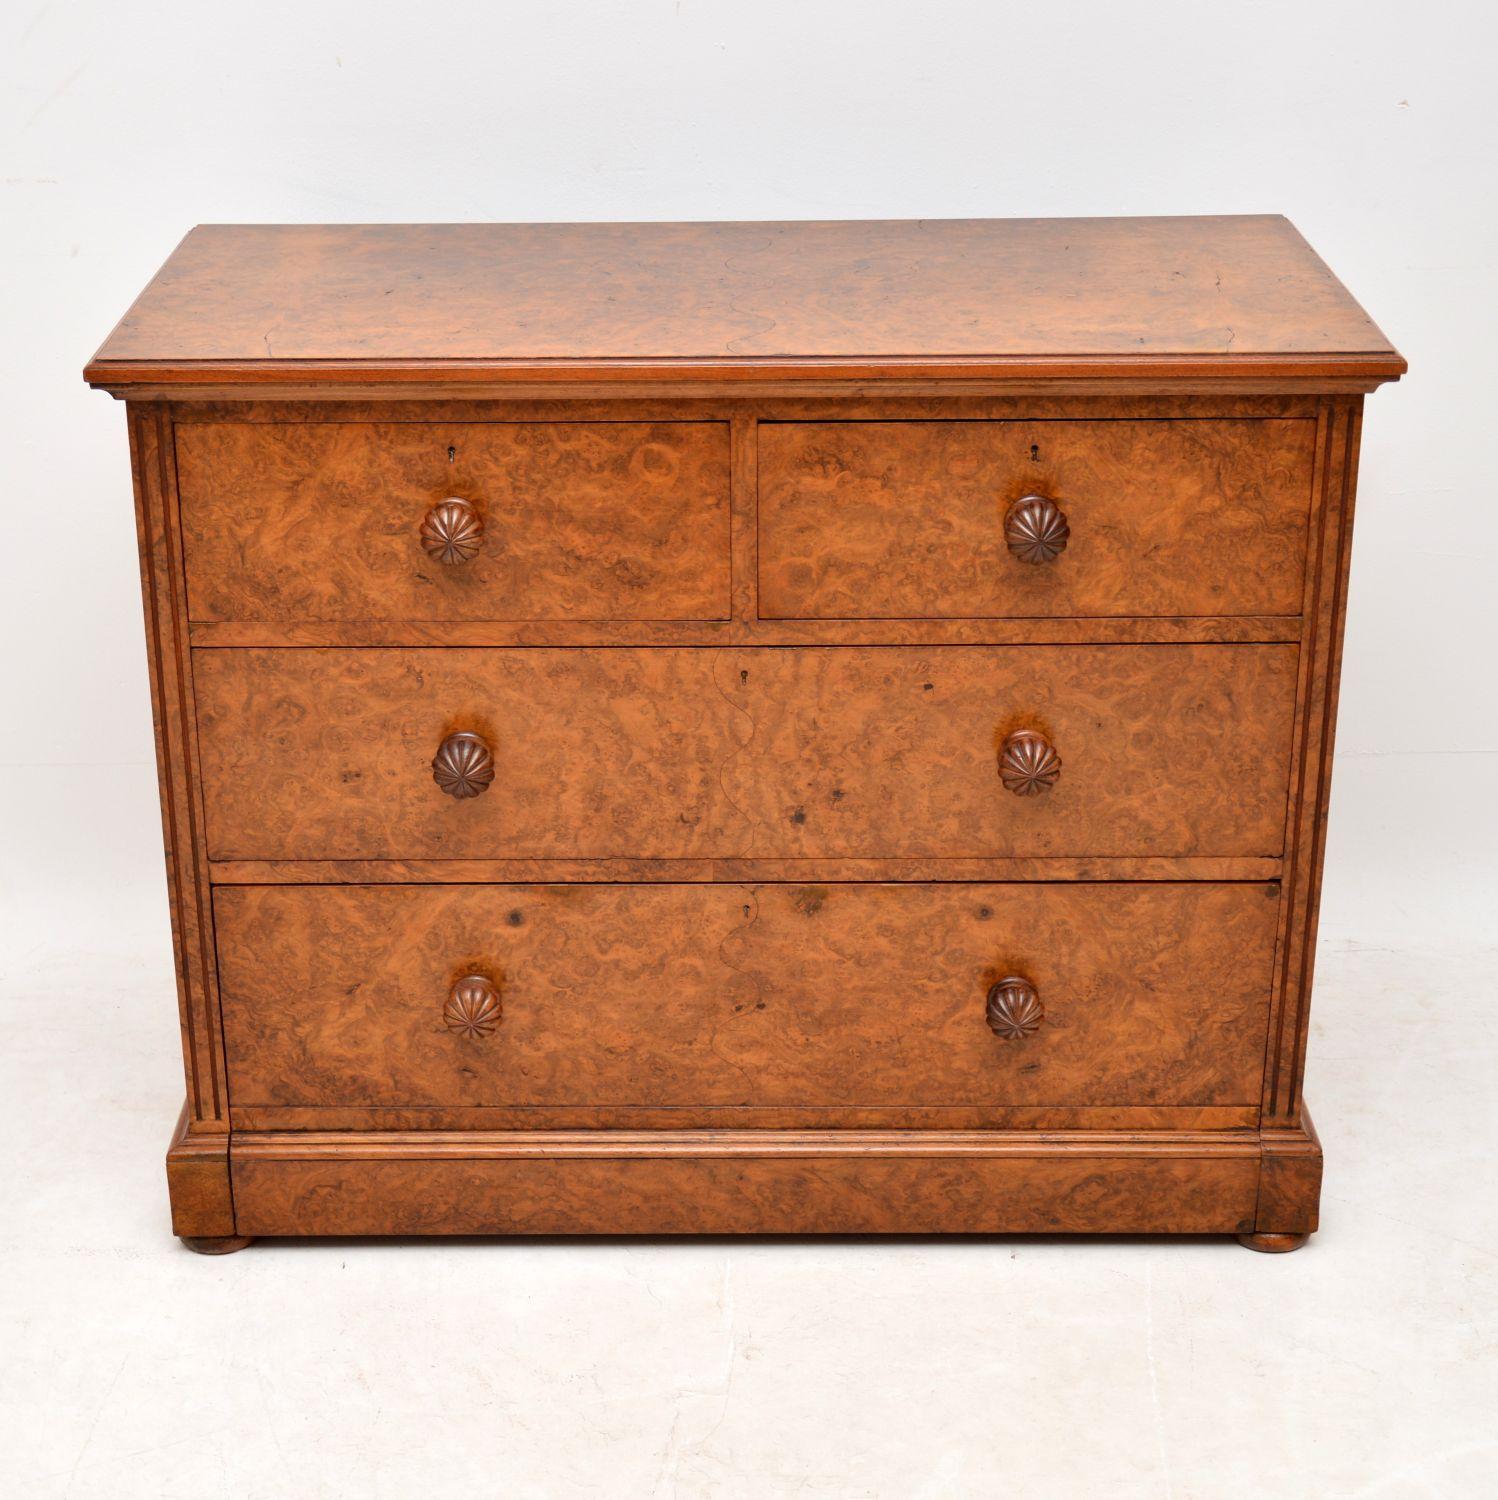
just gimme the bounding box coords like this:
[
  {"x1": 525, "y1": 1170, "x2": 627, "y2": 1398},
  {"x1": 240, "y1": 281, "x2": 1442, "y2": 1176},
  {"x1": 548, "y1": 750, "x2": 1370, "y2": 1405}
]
[
  {"x1": 420, "y1": 497, "x2": 484, "y2": 565},
  {"x1": 998, "y1": 729, "x2": 1061, "y2": 796},
  {"x1": 1004, "y1": 495, "x2": 1070, "y2": 564},
  {"x1": 432, "y1": 731, "x2": 496, "y2": 799},
  {"x1": 986, "y1": 975, "x2": 1044, "y2": 1039},
  {"x1": 443, "y1": 974, "x2": 502, "y2": 1039}
]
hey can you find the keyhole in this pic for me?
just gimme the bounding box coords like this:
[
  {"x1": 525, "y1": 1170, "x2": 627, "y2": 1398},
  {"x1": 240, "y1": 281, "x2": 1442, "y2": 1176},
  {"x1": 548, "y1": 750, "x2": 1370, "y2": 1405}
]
[
  {"x1": 1029, "y1": 444, "x2": 1040, "y2": 462},
  {"x1": 739, "y1": 669, "x2": 748, "y2": 685},
  {"x1": 447, "y1": 446, "x2": 456, "y2": 463}
]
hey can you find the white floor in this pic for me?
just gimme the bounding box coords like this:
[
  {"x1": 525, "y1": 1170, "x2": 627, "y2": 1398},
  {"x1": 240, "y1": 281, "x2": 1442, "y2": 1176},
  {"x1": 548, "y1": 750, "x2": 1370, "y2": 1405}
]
[{"x1": 2, "y1": 937, "x2": 1495, "y2": 1500}]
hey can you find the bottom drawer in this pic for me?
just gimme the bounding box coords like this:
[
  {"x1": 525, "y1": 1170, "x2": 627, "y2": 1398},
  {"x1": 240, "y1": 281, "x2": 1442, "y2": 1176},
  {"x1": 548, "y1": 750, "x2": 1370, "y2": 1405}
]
[{"x1": 216, "y1": 882, "x2": 1278, "y2": 1116}]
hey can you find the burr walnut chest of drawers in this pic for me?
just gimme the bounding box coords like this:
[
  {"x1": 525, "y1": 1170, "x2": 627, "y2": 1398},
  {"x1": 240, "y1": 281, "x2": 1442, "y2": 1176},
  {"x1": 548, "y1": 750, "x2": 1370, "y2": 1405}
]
[{"x1": 86, "y1": 216, "x2": 1403, "y2": 1253}]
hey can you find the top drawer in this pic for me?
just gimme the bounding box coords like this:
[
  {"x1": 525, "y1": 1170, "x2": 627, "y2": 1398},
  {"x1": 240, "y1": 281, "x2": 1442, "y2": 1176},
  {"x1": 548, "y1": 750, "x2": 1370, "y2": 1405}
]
[
  {"x1": 758, "y1": 419, "x2": 1315, "y2": 619},
  {"x1": 175, "y1": 421, "x2": 731, "y2": 622}
]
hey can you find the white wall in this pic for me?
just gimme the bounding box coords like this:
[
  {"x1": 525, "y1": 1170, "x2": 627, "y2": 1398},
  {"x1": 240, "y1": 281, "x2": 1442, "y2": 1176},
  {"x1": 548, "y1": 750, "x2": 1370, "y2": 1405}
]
[{"x1": 3, "y1": 0, "x2": 1494, "y2": 959}]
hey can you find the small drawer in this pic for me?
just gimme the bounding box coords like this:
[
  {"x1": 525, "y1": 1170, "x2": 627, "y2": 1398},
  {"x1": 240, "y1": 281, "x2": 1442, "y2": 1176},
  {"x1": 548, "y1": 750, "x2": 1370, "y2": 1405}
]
[
  {"x1": 758, "y1": 419, "x2": 1315, "y2": 619},
  {"x1": 215, "y1": 882, "x2": 1279, "y2": 1112},
  {"x1": 175, "y1": 421, "x2": 731, "y2": 621},
  {"x1": 193, "y1": 644, "x2": 1297, "y2": 861}
]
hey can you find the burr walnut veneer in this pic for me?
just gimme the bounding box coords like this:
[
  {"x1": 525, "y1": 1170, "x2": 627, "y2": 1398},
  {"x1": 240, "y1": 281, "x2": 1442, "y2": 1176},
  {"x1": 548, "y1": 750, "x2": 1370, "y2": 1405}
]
[{"x1": 86, "y1": 217, "x2": 1402, "y2": 1252}]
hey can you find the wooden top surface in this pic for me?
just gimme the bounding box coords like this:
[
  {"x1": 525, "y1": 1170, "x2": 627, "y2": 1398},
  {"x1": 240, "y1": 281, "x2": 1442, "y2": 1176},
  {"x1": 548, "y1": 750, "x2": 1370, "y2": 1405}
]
[{"x1": 85, "y1": 216, "x2": 1403, "y2": 392}]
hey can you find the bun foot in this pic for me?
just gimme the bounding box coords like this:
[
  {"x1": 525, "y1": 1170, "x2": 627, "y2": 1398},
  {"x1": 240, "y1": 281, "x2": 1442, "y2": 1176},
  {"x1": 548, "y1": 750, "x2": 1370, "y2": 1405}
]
[
  {"x1": 180, "y1": 1234, "x2": 254, "y2": 1255},
  {"x1": 1236, "y1": 1231, "x2": 1308, "y2": 1254}
]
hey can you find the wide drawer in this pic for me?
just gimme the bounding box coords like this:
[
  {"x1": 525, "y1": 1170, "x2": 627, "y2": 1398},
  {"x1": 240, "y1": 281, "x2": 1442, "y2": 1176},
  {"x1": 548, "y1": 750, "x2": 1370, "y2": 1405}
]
[
  {"x1": 215, "y1": 882, "x2": 1278, "y2": 1110},
  {"x1": 758, "y1": 419, "x2": 1315, "y2": 618},
  {"x1": 194, "y1": 644, "x2": 1297, "y2": 861},
  {"x1": 175, "y1": 421, "x2": 731, "y2": 621}
]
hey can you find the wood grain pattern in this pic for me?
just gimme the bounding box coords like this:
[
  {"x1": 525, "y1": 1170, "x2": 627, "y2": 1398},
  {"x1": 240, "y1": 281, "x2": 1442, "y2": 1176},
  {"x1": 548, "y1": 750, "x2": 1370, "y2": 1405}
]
[
  {"x1": 230, "y1": 1135, "x2": 1262, "y2": 1236},
  {"x1": 166, "y1": 393, "x2": 1332, "y2": 424},
  {"x1": 165, "y1": 1101, "x2": 234, "y2": 1238},
  {"x1": 127, "y1": 405, "x2": 230, "y2": 1162},
  {"x1": 232, "y1": 1128, "x2": 1262, "y2": 1160},
  {"x1": 176, "y1": 421, "x2": 730, "y2": 621},
  {"x1": 1254, "y1": 1113, "x2": 1323, "y2": 1235},
  {"x1": 84, "y1": 218, "x2": 1404, "y2": 392},
  {"x1": 759, "y1": 420, "x2": 1315, "y2": 618},
  {"x1": 88, "y1": 219, "x2": 1395, "y2": 1245},
  {"x1": 1263, "y1": 400, "x2": 1362, "y2": 1125},
  {"x1": 192, "y1": 644, "x2": 1297, "y2": 860},
  {"x1": 214, "y1": 882, "x2": 1278, "y2": 1113},
  {"x1": 186, "y1": 614, "x2": 1303, "y2": 649},
  {"x1": 228, "y1": 1104, "x2": 1261, "y2": 1133},
  {"x1": 89, "y1": 375, "x2": 1396, "y2": 403},
  {"x1": 206, "y1": 856, "x2": 1284, "y2": 884},
  {"x1": 721, "y1": 643, "x2": 1299, "y2": 859}
]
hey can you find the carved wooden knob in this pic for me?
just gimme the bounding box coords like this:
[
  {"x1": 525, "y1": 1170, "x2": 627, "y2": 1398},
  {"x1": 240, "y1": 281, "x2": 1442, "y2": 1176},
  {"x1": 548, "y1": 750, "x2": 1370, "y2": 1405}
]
[
  {"x1": 443, "y1": 974, "x2": 502, "y2": 1039},
  {"x1": 998, "y1": 729, "x2": 1061, "y2": 796},
  {"x1": 420, "y1": 497, "x2": 484, "y2": 565},
  {"x1": 986, "y1": 975, "x2": 1044, "y2": 1039},
  {"x1": 1004, "y1": 495, "x2": 1069, "y2": 564},
  {"x1": 432, "y1": 731, "x2": 495, "y2": 799}
]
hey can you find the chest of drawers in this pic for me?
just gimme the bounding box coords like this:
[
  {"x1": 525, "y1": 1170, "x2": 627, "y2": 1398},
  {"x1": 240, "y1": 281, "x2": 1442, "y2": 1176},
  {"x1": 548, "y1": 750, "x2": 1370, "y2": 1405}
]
[{"x1": 86, "y1": 216, "x2": 1402, "y2": 1252}]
